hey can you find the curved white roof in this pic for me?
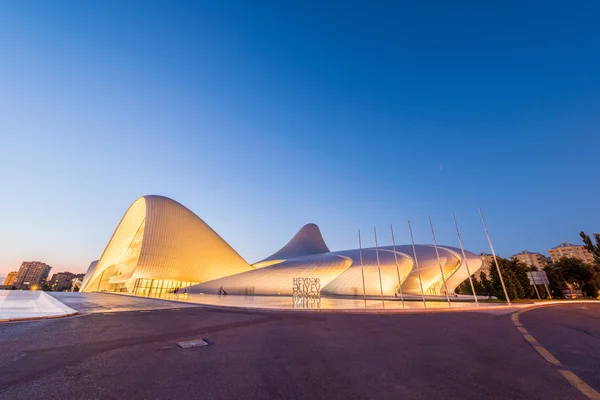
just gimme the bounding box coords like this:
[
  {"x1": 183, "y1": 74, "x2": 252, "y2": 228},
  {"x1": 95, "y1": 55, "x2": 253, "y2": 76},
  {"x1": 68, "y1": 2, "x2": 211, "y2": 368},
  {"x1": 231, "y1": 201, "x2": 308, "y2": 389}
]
[
  {"x1": 81, "y1": 195, "x2": 252, "y2": 292},
  {"x1": 259, "y1": 223, "x2": 330, "y2": 262}
]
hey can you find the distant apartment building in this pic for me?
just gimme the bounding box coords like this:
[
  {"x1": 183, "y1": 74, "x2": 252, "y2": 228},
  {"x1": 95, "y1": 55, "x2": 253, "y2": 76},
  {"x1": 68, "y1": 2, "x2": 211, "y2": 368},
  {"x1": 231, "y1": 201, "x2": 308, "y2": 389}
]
[
  {"x1": 2, "y1": 271, "x2": 18, "y2": 286},
  {"x1": 48, "y1": 272, "x2": 78, "y2": 292},
  {"x1": 511, "y1": 250, "x2": 549, "y2": 270},
  {"x1": 14, "y1": 261, "x2": 52, "y2": 290},
  {"x1": 548, "y1": 242, "x2": 594, "y2": 264}
]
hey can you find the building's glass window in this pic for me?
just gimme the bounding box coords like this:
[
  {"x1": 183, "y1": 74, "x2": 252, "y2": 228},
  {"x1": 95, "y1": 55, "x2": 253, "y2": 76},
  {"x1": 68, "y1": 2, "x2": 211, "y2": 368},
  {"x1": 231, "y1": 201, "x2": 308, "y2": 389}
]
[{"x1": 132, "y1": 278, "x2": 199, "y2": 298}]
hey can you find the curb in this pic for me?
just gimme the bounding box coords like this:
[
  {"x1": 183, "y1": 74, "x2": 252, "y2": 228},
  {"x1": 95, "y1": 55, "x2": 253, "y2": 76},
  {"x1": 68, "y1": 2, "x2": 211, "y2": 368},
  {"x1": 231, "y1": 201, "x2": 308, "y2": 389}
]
[
  {"x1": 0, "y1": 291, "x2": 80, "y2": 323},
  {"x1": 0, "y1": 311, "x2": 79, "y2": 323}
]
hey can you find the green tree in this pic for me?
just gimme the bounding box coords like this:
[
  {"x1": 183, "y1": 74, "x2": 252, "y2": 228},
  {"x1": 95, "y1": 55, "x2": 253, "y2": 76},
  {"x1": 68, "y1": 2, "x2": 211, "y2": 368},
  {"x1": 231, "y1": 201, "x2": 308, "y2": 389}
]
[
  {"x1": 545, "y1": 257, "x2": 599, "y2": 298},
  {"x1": 583, "y1": 279, "x2": 599, "y2": 298},
  {"x1": 513, "y1": 261, "x2": 537, "y2": 299},
  {"x1": 489, "y1": 257, "x2": 519, "y2": 300},
  {"x1": 544, "y1": 263, "x2": 567, "y2": 298},
  {"x1": 455, "y1": 278, "x2": 472, "y2": 295},
  {"x1": 558, "y1": 257, "x2": 594, "y2": 288},
  {"x1": 580, "y1": 231, "x2": 600, "y2": 265},
  {"x1": 479, "y1": 271, "x2": 491, "y2": 298},
  {"x1": 487, "y1": 258, "x2": 543, "y2": 300},
  {"x1": 455, "y1": 275, "x2": 486, "y2": 296}
]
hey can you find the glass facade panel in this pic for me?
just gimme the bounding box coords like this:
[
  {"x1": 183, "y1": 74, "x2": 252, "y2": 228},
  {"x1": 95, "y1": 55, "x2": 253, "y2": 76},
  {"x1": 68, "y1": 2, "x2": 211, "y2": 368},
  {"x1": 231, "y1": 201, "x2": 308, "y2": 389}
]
[{"x1": 132, "y1": 278, "x2": 198, "y2": 299}]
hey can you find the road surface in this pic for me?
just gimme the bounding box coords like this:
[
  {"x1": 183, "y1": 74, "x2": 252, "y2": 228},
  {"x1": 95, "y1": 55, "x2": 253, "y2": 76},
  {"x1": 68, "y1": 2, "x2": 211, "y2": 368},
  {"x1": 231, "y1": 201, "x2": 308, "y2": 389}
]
[{"x1": 0, "y1": 294, "x2": 597, "y2": 400}]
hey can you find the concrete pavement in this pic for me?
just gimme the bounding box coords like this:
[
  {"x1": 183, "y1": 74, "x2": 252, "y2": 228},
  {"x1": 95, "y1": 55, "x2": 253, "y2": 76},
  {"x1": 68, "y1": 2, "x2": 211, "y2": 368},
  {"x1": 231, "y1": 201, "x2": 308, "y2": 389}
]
[
  {"x1": 0, "y1": 291, "x2": 77, "y2": 322},
  {"x1": 1, "y1": 297, "x2": 598, "y2": 399},
  {"x1": 50, "y1": 292, "x2": 197, "y2": 313}
]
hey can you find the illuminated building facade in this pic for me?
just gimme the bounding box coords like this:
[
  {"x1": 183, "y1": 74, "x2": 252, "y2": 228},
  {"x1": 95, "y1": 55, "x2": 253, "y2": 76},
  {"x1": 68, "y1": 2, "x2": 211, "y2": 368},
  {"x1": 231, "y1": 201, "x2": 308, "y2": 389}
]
[
  {"x1": 83, "y1": 195, "x2": 482, "y2": 298},
  {"x1": 187, "y1": 224, "x2": 482, "y2": 297},
  {"x1": 510, "y1": 250, "x2": 549, "y2": 270},
  {"x1": 80, "y1": 196, "x2": 253, "y2": 295},
  {"x1": 14, "y1": 261, "x2": 52, "y2": 290},
  {"x1": 548, "y1": 242, "x2": 594, "y2": 264},
  {"x1": 2, "y1": 271, "x2": 18, "y2": 287}
]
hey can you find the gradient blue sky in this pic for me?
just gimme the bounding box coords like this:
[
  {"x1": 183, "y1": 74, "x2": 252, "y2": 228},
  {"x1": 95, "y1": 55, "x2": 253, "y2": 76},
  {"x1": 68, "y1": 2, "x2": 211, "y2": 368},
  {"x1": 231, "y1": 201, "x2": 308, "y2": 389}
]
[{"x1": 1, "y1": 1, "x2": 599, "y2": 276}]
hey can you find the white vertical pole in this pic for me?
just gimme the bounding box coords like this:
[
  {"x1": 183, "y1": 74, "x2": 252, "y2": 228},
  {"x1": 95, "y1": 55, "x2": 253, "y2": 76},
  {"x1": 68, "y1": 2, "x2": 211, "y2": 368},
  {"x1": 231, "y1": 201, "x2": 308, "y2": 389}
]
[
  {"x1": 390, "y1": 224, "x2": 405, "y2": 309},
  {"x1": 374, "y1": 227, "x2": 385, "y2": 308},
  {"x1": 408, "y1": 220, "x2": 427, "y2": 308},
  {"x1": 452, "y1": 212, "x2": 478, "y2": 306},
  {"x1": 358, "y1": 229, "x2": 367, "y2": 308},
  {"x1": 478, "y1": 207, "x2": 511, "y2": 306},
  {"x1": 429, "y1": 216, "x2": 451, "y2": 307}
]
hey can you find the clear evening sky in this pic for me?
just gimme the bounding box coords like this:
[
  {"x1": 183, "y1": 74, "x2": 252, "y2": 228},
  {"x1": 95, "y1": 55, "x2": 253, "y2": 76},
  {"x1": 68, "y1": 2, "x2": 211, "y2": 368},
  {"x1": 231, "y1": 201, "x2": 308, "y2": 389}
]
[{"x1": 1, "y1": 1, "x2": 599, "y2": 276}]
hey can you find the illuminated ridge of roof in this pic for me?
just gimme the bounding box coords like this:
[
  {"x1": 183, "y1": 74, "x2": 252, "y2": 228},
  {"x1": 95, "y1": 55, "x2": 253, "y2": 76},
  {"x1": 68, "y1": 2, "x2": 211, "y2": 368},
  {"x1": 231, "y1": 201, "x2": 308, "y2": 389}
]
[{"x1": 259, "y1": 223, "x2": 330, "y2": 262}]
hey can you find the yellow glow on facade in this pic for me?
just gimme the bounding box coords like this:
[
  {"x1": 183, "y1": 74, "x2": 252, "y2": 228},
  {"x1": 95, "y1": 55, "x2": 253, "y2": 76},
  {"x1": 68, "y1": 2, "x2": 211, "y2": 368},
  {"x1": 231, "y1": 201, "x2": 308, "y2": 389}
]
[{"x1": 81, "y1": 196, "x2": 253, "y2": 293}]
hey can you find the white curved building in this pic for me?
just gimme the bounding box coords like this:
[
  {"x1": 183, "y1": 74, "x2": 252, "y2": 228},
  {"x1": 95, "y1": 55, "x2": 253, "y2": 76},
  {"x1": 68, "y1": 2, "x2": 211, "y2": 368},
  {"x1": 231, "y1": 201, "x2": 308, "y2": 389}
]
[
  {"x1": 80, "y1": 195, "x2": 253, "y2": 295},
  {"x1": 186, "y1": 223, "x2": 482, "y2": 297},
  {"x1": 82, "y1": 195, "x2": 481, "y2": 299}
]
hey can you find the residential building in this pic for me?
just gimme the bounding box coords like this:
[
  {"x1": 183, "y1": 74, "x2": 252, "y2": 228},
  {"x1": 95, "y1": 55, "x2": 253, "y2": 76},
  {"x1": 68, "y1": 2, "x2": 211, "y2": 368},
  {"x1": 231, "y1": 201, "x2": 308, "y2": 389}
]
[
  {"x1": 14, "y1": 261, "x2": 52, "y2": 290},
  {"x1": 548, "y1": 242, "x2": 594, "y2": 264},
  {"x1": 48, "y1": 272, "x2": 77, "y2": 292},
  {"x1": 2, "y1": 271, "x2": 18, "y2": 286},
  {"x1": 511, "y1": 251, "x2": 549, "y2": 270}
]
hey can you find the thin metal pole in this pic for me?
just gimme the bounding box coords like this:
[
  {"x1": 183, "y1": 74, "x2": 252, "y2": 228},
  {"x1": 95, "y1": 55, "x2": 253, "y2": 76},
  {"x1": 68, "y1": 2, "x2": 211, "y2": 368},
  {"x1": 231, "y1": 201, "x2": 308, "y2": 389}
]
[
  {"x1": 358, "y1": 229, "x2": 367, "y2": 308},
  {"x1": 529, "y1": 270, "x2": 541, "y2": 300},
  {"x1": 429, "y1": 216, "x2": 451, "y2": 307},
  {"x1": 478, "y1": 207, "x2": 511, "y2": 306},
  {"x1": 452, "y1": 213, "x2": 478, "y2": 306},
  {"x1": 408, "y1": 220, "x2": 427, "y2": 308},
  {"x1": 374, "y1": 227, "x2": 385, "y2": 308},
  {"x1": 541, "y1": 269, "x2": 552, "y2": 299},
  {"x1": 390, "y1": 224, "x2": 405, "y2": 309}
]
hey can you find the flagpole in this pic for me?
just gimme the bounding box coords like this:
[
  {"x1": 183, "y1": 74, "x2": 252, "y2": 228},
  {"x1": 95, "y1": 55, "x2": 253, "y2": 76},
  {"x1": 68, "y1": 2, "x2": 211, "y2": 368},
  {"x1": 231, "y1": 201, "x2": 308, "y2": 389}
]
[
  {"x1": 374, "y1": 227, "x2": 385, "y2": 308},
  {"x1": 408, "y1": 220, "x2": 427, "y2": 308},
  {"x1": 390, "y1": 224, "x2": 405, "y2": 309},
  {"x1": 429, "y1": 216, "x2": 451, "y2": 307},
  {"x1": 358, "y1": 229, "x2": 367, "y2": 308},
  {"x1": 452, "y1": 212, "x2": 478, "y2": 306},
  {"x1": 478, "y1": 207, "x2": 511, "y2": 306}
]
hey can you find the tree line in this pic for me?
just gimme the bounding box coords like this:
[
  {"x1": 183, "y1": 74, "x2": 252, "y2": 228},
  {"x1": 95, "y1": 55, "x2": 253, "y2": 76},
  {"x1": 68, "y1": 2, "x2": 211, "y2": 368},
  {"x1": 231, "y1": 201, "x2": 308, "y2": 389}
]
[{"x1": 456, "y1": 231, "x2": 600, "y2": 300}]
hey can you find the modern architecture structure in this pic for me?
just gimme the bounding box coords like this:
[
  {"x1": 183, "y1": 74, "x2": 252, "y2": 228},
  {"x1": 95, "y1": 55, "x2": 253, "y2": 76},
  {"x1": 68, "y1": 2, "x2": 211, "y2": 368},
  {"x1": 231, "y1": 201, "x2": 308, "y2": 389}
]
[
  {"x1": 82, "y1": 195, "x2": 482, "y2": 299},
  {"x1": 80, "y1": 260, "x2": 98, "y2": 290},
  {"x1": 511, "y1": 250, "x2": 549, "y2": 270},
  {"x1": 548, "y1": 242, "x2": 594, "y2": 264},
  {"x1": 14, "y1": 261, "x2": 51, "y2": 290},
  {"x1": 80, "y1": 196, "x2": 253, "y2": 294},
  {"x1": 186, "y1": 223, "x2": 482, "y2": 297},
  {"x1": 2, "y1": 271, "x2": 18, "y2": 287}
]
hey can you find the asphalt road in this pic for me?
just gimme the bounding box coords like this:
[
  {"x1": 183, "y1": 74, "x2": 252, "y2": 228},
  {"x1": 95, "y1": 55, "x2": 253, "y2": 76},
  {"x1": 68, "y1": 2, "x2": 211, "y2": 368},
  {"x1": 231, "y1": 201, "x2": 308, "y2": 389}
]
[
  {"x1": 0, "y1": 298, "x2": 598, "y2": 400},
  {"x1": 519, "y1": 304, "x2": 600, "y2": 395}
]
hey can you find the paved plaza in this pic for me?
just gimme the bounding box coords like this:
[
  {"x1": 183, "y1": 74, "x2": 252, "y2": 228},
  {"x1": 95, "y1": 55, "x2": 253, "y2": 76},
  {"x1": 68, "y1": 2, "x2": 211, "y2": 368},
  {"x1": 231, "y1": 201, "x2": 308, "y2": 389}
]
[
  {"x1": 0, "y1": 291, "x2": 77, "y2": 321},
  {"x1": 0, "y1": 294, "x2": 598, "y2": 399}
]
